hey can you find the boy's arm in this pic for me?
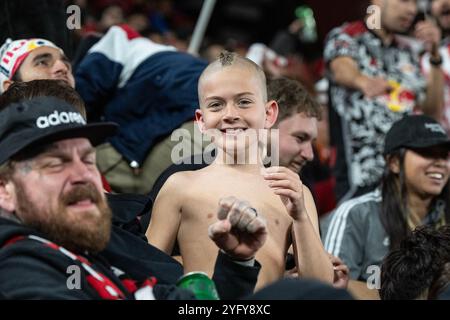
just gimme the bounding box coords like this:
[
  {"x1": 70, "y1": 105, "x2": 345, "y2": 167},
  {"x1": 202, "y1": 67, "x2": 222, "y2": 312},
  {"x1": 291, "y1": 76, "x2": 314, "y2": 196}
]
[
  {"x1": 264, "y1": 167, "x2": 334, "y2": 283},
  {"x1": 291, "y1": 186, "x2": 334, "y2": 283},
  {"x1": 145, "y1": 174, "x2": 183, "y2": 255},
  {"x1": 303, "y1": 186, "x2": 320, "y2": 235}
]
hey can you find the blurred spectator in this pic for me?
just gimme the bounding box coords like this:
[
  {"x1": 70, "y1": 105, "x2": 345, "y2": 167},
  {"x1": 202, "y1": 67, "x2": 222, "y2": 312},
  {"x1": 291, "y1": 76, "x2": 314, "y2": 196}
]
[
  {"x1": 422, "y1": 0, "x2": 450, "y2": 134},
  {"x1": 96, "y1": 4, "x2": 125, "y2": 33},
  {"x1": 126, "y1": 12, "x2": 150, "y2": 34},
  {"x1": 0, "y1": 38, "x2": 74, "y2": 93},
  {"x1": 325, "y1": 0, "x2": 444, "y2": 203}
]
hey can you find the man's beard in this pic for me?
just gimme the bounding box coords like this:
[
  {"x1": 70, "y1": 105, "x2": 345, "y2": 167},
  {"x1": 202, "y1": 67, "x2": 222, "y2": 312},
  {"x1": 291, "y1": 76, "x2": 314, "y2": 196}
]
[{"x1": 15, "y1": 181, "x2": 112, "y2": 254}]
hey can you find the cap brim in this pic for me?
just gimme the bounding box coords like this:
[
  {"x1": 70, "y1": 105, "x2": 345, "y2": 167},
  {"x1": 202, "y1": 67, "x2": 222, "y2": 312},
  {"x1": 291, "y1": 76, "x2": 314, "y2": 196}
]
[
  {"x1": 384, "y1": 139, "x2": 450, "y2": 155},
  {"x1": 0, "y1": 122, "x2": 118, "y2": 164},
  {"x1": 406, "y1": 139, "x2": 450, "y2": 150}
]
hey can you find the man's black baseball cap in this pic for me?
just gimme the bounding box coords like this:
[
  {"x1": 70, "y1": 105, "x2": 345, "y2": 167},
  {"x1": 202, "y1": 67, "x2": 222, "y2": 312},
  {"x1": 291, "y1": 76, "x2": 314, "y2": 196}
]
[
  {"x1": 0, "y1": 96, "x2": 118, "y2": 165},
  {"x1": 383, "y1": 114, "x2": 450, "y2": 155}
]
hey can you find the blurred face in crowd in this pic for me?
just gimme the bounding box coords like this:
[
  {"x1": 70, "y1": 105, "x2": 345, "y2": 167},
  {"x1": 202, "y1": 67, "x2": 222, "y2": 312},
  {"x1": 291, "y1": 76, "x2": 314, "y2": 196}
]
[
  {"x1": 277, "y1": 112, "x2": 318, "y2": 173},
  {"x1": 99, "y1": 5, "x2": 124, "y2": 31},
  {"x1": 0, "y1": 138, "x2": 112, "y2": 253},
  {"x1": 431, "y1": 0, "x2": 450, "y2": 34},
  {"x1": 5, "y1": 46, "x2": 75, "y2": 91},
  {"x1": 196, "y1": 64, "x2": 277, "y2": 156},
  {"x1": 373, "y1": 0, "x2": 418, "y2": 33},
  {"x1": 392, "y1": 146, "x2": 450, "y2": 198}
]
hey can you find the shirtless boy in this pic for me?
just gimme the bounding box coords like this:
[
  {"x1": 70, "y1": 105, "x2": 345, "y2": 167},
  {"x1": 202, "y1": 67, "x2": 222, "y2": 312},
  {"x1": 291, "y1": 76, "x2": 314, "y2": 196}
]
[{"x1": 146, "y1": 52, "x2": 333, "y2": 289}]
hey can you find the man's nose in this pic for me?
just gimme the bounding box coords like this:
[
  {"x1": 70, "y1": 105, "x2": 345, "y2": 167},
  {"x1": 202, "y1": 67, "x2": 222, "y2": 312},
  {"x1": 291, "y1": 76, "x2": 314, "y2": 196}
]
[
  {"x1": 302, "y1": 143, "x2": 314, "y2": 162},
  {"x1": 68, "y1": 159, "x2": 95, "y2": 184},
  {"x1": 52, "y1": 59, "x2": 69, "y2": 75}
]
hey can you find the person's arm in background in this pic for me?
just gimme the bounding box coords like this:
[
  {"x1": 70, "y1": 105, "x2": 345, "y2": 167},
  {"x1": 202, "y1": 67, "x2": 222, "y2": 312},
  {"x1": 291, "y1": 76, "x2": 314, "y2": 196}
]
[
  {"x1": 324, "y1": 25, "x2": 391, "y2": 99},
  {"x1": 415, "y1": 20, "x2": 444, "y2": 120},
  {"x1": 329, "y1": 57, "x2": 392, "y2": 98}
]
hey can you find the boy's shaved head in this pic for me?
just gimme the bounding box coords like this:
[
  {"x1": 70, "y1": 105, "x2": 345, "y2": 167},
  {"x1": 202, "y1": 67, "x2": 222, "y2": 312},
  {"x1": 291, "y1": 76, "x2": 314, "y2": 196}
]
[{"x1": 198, "y1": 51, "x2": 268, "y2": 103}]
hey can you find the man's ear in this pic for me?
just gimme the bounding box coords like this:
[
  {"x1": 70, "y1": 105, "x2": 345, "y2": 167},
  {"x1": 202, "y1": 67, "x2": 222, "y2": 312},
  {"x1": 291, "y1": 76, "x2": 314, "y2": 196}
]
[
  {"x1": 264, "y1": 100, "x2": 279, "y2": 129},
  {"x1": 387, "y1": 155, "x2": 400, "y2": 174},
  {"x1": 2, "y1": 79, "x2": 13, "y2": 92},
  {"x1": 195, "y1": 108, "x2": 206, "y2": 133},
  {"x1": 0, "y1": 179, "x2": 16, "y2": 213}
]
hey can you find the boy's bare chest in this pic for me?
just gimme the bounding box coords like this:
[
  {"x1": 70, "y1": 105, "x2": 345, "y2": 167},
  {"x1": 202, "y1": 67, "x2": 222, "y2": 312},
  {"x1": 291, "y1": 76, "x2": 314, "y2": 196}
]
[{"x1": 181, "y1": 176, "x2": 292, "y2": 232}]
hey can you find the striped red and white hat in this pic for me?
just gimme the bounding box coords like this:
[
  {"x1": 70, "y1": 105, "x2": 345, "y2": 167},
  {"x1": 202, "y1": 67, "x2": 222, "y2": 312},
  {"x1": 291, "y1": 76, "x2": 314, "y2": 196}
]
[{"x1": 0, "y1": 38, "x2": 62, "y2": 93}]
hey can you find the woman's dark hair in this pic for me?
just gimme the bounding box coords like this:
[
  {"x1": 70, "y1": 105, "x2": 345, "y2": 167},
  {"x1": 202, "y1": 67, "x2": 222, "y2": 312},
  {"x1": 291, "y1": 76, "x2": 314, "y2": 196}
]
[{"x1": 380, "y1": 148, "x2": 450, "y2": 249}]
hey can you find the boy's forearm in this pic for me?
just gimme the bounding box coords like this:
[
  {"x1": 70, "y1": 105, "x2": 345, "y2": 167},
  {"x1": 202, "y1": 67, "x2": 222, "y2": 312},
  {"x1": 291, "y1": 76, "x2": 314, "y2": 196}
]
[{"x1": 291, "y1": 214, "x2": 334, "y2": 284}]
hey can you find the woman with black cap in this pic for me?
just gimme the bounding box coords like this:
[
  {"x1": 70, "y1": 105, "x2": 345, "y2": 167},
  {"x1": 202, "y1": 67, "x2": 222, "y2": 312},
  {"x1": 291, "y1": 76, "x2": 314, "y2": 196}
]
[{"x1": 322, "y1": 114, "x2": 450, "y2": 299}]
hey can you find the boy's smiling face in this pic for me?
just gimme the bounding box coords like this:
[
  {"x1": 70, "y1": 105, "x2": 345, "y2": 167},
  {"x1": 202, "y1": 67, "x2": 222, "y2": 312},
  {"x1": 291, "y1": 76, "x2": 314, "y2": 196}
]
[{"x1": 196, "y1": 64, "x2": 278, "y2": 153}]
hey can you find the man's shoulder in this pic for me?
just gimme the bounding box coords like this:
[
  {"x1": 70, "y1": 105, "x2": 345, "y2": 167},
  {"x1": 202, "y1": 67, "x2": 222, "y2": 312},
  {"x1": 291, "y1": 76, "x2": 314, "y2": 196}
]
[
  {"x1": 328, "y1": 20, "x2": 367, "y2": 39},
  {"x1": 0, "y1": 234, "x2": 72, "y2": 283},
  {"x1": 0, "y1": 219, "x2": 52, "y2": 258},
  {"x1": 341, "y1": 21, "x2": 367, "y2": 37},
  {"x1": 0, "y1": 236, "x2": 95, "y2": 299}
]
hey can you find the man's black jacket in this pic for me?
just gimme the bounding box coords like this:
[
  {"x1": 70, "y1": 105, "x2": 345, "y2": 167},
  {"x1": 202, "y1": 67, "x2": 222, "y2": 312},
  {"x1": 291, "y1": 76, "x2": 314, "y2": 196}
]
[{"x1": 0, "y1": 215, "x2": 260, "y2": 300}]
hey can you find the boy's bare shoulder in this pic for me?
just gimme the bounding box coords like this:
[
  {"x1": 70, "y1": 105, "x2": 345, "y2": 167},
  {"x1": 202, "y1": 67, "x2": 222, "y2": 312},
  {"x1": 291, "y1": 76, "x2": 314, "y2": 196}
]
[
  {"x1": 164, "y1": 170, "x2": 196, "y2": 186},
  {"x1": 160, "y1": 170, "x2": 205, "y2": 193}
]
